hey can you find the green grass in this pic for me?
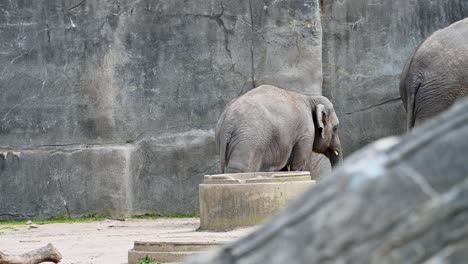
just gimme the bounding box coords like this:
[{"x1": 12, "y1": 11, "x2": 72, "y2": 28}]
[
  {"x1": 0, "y1": 211, "x2": 197, "y2": 226},
  {"x1": 137, "y1": 256, "x2": 161, "y2": 264}
]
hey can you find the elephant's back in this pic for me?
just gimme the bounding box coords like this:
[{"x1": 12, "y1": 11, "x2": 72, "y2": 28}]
[
  {"x1": 221, "y1": 85, "x2": 310, "y2": 147},
  {"x1": 406, "y1": 18, "x2": 468, "y2": 126},
  {"x1": 427, "y1": 18, "x2": 468, "y2": 48},
  {"x1": 409, "y1": 18, "x2": 468, "y2": 94},
  {"x1": 225, "y1": 85, "x2": 307, "y2": 127},
  {"x1": 415, "y1": 18, "x2": 468, "y2": 65},
  {"x1": 218, "y1": 85, "x2": 314, "y2": 171}
]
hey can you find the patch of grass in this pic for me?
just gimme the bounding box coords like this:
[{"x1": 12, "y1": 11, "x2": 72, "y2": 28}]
[
  {"x1": 0, "y1": 220, "x2": 24, "y2": 226},
  {"x1": 137, "y1": 256, "x2": 161, "y2": 264},
  {"x1": 39, "y1": 213, "x2": 105, "y2": 224},
  {"x1": 0, "y1": 211, "x2": 198, "y2": 226}
]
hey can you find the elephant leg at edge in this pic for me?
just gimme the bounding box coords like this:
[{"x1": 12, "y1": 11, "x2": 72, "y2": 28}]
[
  {"x1": 225, "y1": 147, "x2": 264, "y2": 173},
  {"x1": 288, "y1": 140, "x2": 313, "y2": 172}
]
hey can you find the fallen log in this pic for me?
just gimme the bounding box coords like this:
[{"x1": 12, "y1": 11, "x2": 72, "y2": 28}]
[{"x1": 0, "y1": 243, "x2": 62, "y2": 264}]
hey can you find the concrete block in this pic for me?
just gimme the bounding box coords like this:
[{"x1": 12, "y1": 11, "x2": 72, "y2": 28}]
[
  {"x1": 199, "y1": 172, "x2": 314, "y2": 231},
  {"x1": 0, "y1": 144, "x2": 138, "y2": 219},
  {"x1": 132, "y1": 130, "x2": 218, "y2": 215}
]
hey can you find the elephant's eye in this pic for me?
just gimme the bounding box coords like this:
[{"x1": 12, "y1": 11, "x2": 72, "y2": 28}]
[{"x1": 333, "y1": 125, "x2": 338, "y2": 131}]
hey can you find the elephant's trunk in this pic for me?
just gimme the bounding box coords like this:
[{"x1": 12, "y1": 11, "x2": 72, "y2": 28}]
[{"x1": 327, "y1": 146, "x2": 342, "y2": 167}]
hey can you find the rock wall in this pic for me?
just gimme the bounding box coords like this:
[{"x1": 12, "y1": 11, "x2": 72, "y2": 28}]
[
  {"x1": 1, "y1": 0, "x2": 468, "y2": 219},
  {"x1": 322, "y1": 0, "x2": 468, "y2": 154},
  {"x1": 0, "y1": 0, "x2": 322, "y2": 219}
]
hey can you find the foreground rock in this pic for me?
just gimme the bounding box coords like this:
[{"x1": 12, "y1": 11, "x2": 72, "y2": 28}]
[
  {"x1": 185, "y1": 97, "x2": 468, "y2": 263},
  {"x1": 0, "y1": 243, "x2": 61, "y2": 264}
]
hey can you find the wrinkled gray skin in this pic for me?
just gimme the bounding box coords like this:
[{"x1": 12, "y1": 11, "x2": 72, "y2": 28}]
[
  {"x1": 400, "y1": 17, "x2": 468, "y2": 129},
  {"x1": 216, "y1": 85, "x2": 342, "y2": 173}
]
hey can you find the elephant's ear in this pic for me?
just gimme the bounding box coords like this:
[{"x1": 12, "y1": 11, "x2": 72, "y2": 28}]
[{"x1": 315, "y1": 104, "x2": 326, "y2": 138}]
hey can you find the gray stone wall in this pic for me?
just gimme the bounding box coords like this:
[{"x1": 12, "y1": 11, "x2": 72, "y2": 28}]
[
  {"x1": 1, "y1": 0, "x2": 467, "y2": 219},
  {"x1": 322, "y1": 0, "x2": 468, "y2": 155},
  {"x1": 0, "y1": 0, "x2": 322, "y2": 219}
]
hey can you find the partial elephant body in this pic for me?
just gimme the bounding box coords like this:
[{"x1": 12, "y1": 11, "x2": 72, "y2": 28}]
[
  {"x1": 400, "y1": 17, "x2": 468, "y2": 128},
  {"x1": 216, "y1": 85, "x2": 341, "y2": 173}
]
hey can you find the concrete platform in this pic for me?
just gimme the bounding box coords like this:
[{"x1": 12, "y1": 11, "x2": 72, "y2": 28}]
[
  {"x1": 199, "y1": 171, "x2": 315, "y2": 231},
  {"x1": 128, "y1": 172, "x2": 314, "y2": 263},
  {"x1": 126, "y1": 220, "x2": 255, "y2": 264}
]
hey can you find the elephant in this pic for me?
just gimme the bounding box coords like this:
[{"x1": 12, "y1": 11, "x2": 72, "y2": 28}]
[
  {"x1": 215, "y1": 85, "x2": 342, "y2": 173},
  {"x1": 400, "y1": 17, "x2": 468, "y2": 129}
]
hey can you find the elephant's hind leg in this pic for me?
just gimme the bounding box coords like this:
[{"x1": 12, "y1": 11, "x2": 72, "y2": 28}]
[
  {"x1": 225, "y1": 146, "x2": 264, "y2": 173},
  {"x1": 289, "y1": 138, "x2": 313, "y2": 171},
  {"x1": 224, "y1": 166, "x2": 246, "y2": 174}
]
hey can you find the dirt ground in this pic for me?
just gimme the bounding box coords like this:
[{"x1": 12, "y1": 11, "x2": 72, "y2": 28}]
[{"x1": 0, "y1": 218, "x2": 255, "y2": 264}]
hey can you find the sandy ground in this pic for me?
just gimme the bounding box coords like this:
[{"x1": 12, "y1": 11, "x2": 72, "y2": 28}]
[{"x1": 0, "y1": 218, "x2": 255, "y2": 264}]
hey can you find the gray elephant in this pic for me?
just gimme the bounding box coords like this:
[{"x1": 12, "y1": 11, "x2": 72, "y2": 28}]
[
  {"x1": 216, "y1": 85, "x2": 342, "y2": 173},
  {"x1": 400, "y1": 17, "x2": 468, "y2": 129}
]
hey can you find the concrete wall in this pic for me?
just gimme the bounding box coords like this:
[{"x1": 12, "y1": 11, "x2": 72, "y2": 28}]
[
  {"x1": 1, "y1": 0, "x2": 468, "y2": 219},
  {"x1": 322, "y1": 0, "x2": 468, "y2": 155},
  {"x1": 0, "y1": 0, "x2": 322, "y2": 219}
]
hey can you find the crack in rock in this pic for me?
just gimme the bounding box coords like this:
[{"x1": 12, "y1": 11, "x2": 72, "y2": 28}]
[
  {"x1": 191, "y1": 161, "x2": 220, "y2": 175},
  {"x1": 68, "y1": 0, "x2": 86, "y2": 12},
  {"x1": 0, "y1": 213, "x2": 35, "y2": 218},
  {"x1": 54, "y1": 175, "x2": 72, "y2": 219},
  {"x1": 249, "y1": 0, "x2": 255, "y2": 88},
  {"x1": 340, "y1": 97, "x2": 401, "y2": 115},
  {"x1": 194, "y1": 4, "x2": 233, "y2": 59},
  {"x1": 2, "y1": 95, "x2": 39, "y2": 121},
  {"x1": 142, "y1": 6, "x2": 235, "y2": 59}
]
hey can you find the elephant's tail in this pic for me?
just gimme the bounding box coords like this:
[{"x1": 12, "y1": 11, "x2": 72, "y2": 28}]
[
  {"x1": 215, "y1": 113, "x2": 229, "y2": 173},
  {"x1": 406, "y1": 81, "x2": 422, "y2": 130},
  {"x1": 400, "y1": 58, "x2": 417, "y2": 130},
  {"x1": 219, "y1": 135, "x2": 229, "y2": 173},
  {"x1": 406, "y1": 91, "x2": 415, "y2": 130},
  {"x1": 216, "y1": 98, "x2": 239, "y2": 173},
  {"x1": 400, "y1": 40, "x2": 425, "y2": 130}
]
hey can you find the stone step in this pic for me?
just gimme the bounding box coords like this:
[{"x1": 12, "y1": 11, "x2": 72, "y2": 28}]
[{"x1": 128, "y1": 241, "x2": 223, "y2": 264}]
